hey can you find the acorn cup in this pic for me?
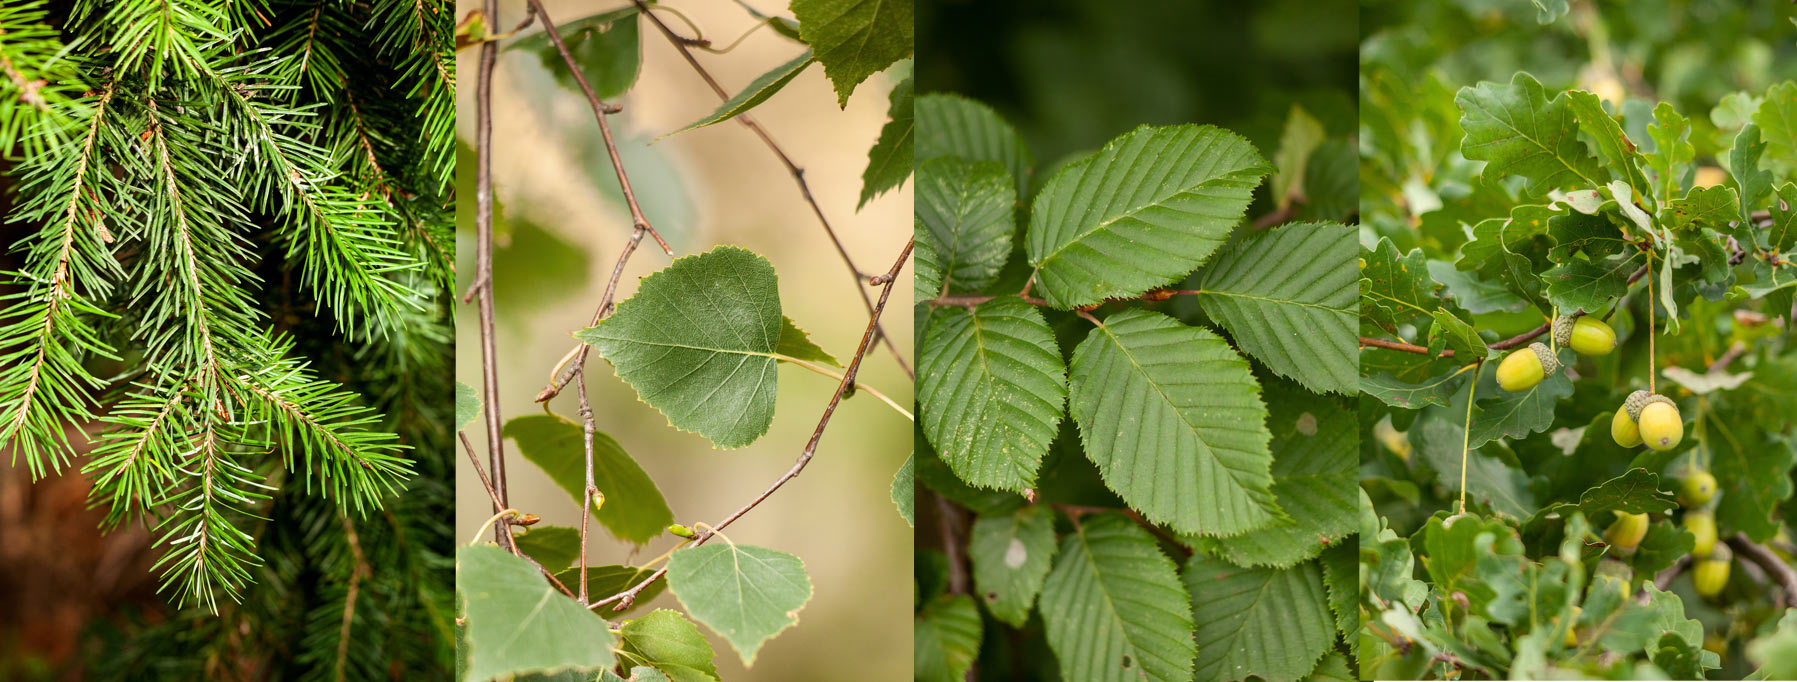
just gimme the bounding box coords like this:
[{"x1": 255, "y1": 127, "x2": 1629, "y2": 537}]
[
  {"x1": 1497, "y1": 342, "x2": 1559, "y2": 392},
  {"x1": 1553, "y1": 315, "x2": 1616, "y2": 356}
]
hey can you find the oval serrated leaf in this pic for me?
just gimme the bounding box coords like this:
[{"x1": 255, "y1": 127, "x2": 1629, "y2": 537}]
[
  {"x1": 458, "y1": 545, "x2": 617, "y2": 681},
  {"x1": 916, "y1": 94, "x2": 1032, "y2": 197},
  {"x1": 666, "y1": 543, "x2": 811, "y2": 667},
  {"x1": 1195, "y1": 379, "x2": 1356, "y2": 568},
  {"x1": 917, "y1": 156, "x2": 1015, "y2": 294},
  {"x1": 577, "y1": 246, "x2": 781, "y2": 449},
  {"x1": 1196, "y1": 222, "x2": 1357, "y2": 395},
  {"x1": 917, "y1": 297, "x2": 1066, "y2": 492},
  {"x1": 1185, "y1": 555, "x2": 1335, "y2": 682},
  {"x1": 914, "y1": 594, "x2": 981, "y2": 682},
  {"x1": 1027, "y1": 124, "x2": 1270, "y2": 308},
  {"x1": 969, "y1": 504, "x2": 1057, "y2": 627},
  {"x1": 1068, "y1": 309, "x2": 1280, "y2": 536},
  {"x1": 1040, "y1": 514, "x2": 1195, "y2": 682}
]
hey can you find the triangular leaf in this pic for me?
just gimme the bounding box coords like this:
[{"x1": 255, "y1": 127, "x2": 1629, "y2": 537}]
[
  {"x1": 578, "y1": 246, "x2": 781, "y2": 449},
  {"x1": 1040, "y1": 514, "x2": 1195, "y2": 682},
  {"x1": 775, "y1": 316, "x2": 839, "y2": 367},
  {"x1": 457, "y1": 381, "x2": 481, "y2": 430},
  {"x1": 619, "y1": 609, "x2": 720, "y2": 682},
  {"x1": 917, "y1": 298, "x2": 1066, "y2": 492},
  {"x1": 504, "y1": 415, "x2": 673, "y2": 545},
  {"x1": 509, "y1": 8, "x2": 641, "y2": 101},
  {"x1": 458, "y1": 545, "x2": 617, "y2": 680},
  {"x1": 892, "y1": 453, "x2": 915, "y2": 527},
  {"x1": 512, "y1": 526, "x2": 581, "y2": 573},
  {"x1": 859, "y1": 75, "x2": 914, "y2": 207},
  {"x1": 666, "y1": 542, "x2": 811, "y2": 666},
  {"x1": 1027, "y1": 124, "x2": 1270, "y2": 308},
  {"x1": 1069, "y1": 309, "x2": 1279, "y2": 536},
  {"x1": 1198, "y1": 222, "x2": 1358, "y2": 394},
  {"x1": 791, "y1": 0, "x2": 913, "y2": 106},
  {"x1": 668, "y1": 50, "x2": 813, "y2": 134}
]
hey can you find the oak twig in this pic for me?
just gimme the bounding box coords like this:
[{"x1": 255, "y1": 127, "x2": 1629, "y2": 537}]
[
  {"x1": 1727, "y1": 533, "x2": 1797, "y2": 609},
  {"x1": 591, "y1": 238, "x2": 914, "y2": 612}
]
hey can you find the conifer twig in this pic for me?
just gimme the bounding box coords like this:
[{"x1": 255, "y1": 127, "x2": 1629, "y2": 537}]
[{"x1": 590, "y1": 238, "x2": 914, "y2": 611}]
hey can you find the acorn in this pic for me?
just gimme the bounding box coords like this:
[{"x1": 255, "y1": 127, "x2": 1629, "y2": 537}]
[
  {"x1": 1634, "y1": 395, "x2": 1684, "y2": 452},
  {"x1": 1680, "y1": 471, "x2": 1717, "y2": 508},
  {"x1": 1611, "y1": 407, "x2": 1643, "y2": 448},
  {"x1": 1497, "y1": 342, "x2": 1559, "y2": 392},
  {"x1": 1553, "y1": 315, "x2": 1616, "y2": 356},
  {"x1": 1605, "y1": 512, "x2": 1649, "y2": 556},
  {"x1": 1693, "y1": 544, "x2": 1732, "y2": 598},
  {"x1": 1594, "y1": 558, "x2": 1634, "y2": 601},
  {"x1": 1686, "y1": 511, "x2": 1718, "y2": 557}
]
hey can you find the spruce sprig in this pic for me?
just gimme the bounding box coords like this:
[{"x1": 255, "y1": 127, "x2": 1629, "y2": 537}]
[{"x1": 0, "y1": 0, "x2": 452, "y2": 622}]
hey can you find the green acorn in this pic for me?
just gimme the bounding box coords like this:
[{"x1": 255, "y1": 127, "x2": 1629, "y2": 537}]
[
  {"x1": 1497, "y1": 342, "x2": 1559, "y2": 392},
  {"x1": 1553, "y1": 315, "x2": 1616, "y2": 356}
]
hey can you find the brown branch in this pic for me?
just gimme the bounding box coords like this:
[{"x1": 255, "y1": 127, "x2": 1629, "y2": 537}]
[
  {"x1": 629, "y1": 0, "x2": 911, "y2": 380},
  {"x1": 1053, "y1": 504, "x2": 1191, "y2": 556},
  {"x1": 936, "y1": 493, "x2": 970, "y2": 596},
  {"x1": 1252, "y1": 204, "x2": 1301, "y2": 229},
  {"x1": 334, "y1": 514, "x2": 369, "y2": 682},
  {"x1": 591, "y1": 238, "x2": 915, "y2": 612},
  {"x1": 517, "y1": 0, "x2": 678, "y2": 608},
  {"x1": 523, "y1": 0, "x2": 672, "y2": 256},
  {"x1": 1727, "y1": 533, "x2": 1797, "y2": 608},
  {"x1": 931, "y1": 288, "x2": 1204, "y2": 310},
  {"x1": 472, "y1": 0, "x2": 511, "y2": 550},
  {"x1": 1653, "y1": 555, "x2": 1692, "y2": 593}
]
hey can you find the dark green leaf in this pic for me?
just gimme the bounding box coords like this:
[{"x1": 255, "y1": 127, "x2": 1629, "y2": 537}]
[{"x1": 791, "y1": 0, "x2": 913, "y2": 106}]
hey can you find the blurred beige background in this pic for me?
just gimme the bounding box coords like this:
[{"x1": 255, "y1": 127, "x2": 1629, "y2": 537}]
[{"x1": 453, "y1": 1, "x2": 913, "y2": 679}]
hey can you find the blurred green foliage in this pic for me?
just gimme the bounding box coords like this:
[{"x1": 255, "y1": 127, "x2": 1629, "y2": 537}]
[{"x1": 918, "y1": 0, "x2": 1356, "y2": 176}]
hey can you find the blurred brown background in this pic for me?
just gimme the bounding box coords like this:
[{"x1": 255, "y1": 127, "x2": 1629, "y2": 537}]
[{"x1": 453, "y1": 1, "x2": 914, "y2": 679}]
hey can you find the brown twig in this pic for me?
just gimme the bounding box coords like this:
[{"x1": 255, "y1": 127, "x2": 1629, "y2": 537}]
[
  {"x1": 1251, "y1": 204, "x2": 1301, "y2": 229},
  {"x1": 1727, "y1": 533, "x2": 1797, "y2": 608},
  {"x1": 936, "y1": 493, "x2": 970, "y2": 596},
  {"x1": 473, "y1": 0, "x2": 511, "y2": 550},
  {"x1": 524, "y1": 0, "x2": 671, "y2": 257},
  {"x1": 931, "y1": 288, "x2": 1203, "y2": 309},
  {"x1": 1653, "y1": 555, "x2": 1692, "y2": 593},
  {"x1": 591, "y1": 238, "x2": 915, "y2": 612},
  {"x1": 629, "y1": 0, "x2": 912, "y2": 380},
  {"x1": 1053, "y1": 504, "x2": 1192, "y2": 556},
  {"x1": 518, "y1": 0, "x2": 673, "y2": 607}
]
